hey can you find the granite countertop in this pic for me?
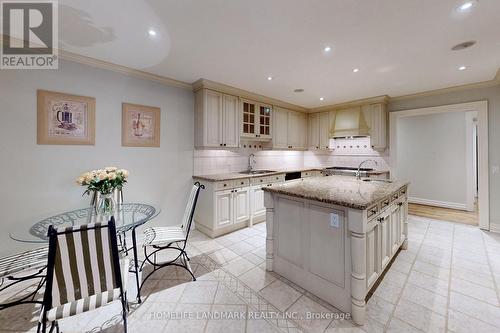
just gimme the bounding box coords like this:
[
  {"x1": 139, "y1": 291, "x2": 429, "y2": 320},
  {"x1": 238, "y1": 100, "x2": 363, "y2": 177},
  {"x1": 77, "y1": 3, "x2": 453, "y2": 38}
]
[
  {"x1": 262, "y1": 175, "x2": 408, "y2": 210},
  {"x1": 192, "y1": 168, "x2": 322, "y2": 182}
]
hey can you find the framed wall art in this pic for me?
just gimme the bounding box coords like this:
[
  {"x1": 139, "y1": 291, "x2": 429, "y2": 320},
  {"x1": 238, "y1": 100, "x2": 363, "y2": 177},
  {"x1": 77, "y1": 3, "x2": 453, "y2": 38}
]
[
  {"x1": 37, "y1": 90, "x2": 96, "y2": 145},
  {"x1": 122, "y1": 103, "x2": 161, "y2": 147}
]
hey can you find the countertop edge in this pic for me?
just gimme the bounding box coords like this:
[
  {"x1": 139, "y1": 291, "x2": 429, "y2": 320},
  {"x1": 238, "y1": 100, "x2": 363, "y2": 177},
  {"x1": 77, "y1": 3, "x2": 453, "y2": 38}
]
[
  {"x1": 263, "y1": 180, "x2": 410, "y2": 210},
  {"x1": 193, "y1": 168, "x2": 390, "y2": 182},
  {"x1": 192, "y1": 168, "x2": 323, "y2": 181}
]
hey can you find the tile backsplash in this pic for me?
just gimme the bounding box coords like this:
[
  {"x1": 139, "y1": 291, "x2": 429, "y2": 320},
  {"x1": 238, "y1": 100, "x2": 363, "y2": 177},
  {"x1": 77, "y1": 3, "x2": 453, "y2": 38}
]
[
  {"x1": 305, "y1": 137, "x2": 390, "y2": 170},
  {"x1": 193, "y1": 149, "x2": 304, "y2": 175},
  {"x1": 194, "y1": 137, "x2": 390, "y2": 175}
]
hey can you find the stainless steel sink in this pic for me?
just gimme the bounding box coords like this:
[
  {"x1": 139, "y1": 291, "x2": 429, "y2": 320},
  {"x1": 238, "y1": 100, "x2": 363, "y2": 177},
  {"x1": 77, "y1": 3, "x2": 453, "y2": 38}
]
[
  {"x1": 362, "y1": 178, "x2": 393, "y2": 183},
  {"x1": 239, "y1": 170, "x2": 276, "y2": 175}
]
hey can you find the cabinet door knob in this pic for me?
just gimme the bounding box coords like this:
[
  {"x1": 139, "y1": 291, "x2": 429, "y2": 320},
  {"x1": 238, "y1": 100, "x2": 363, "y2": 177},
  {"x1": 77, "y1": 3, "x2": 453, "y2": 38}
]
[
  {"x1": 220, "y1": 143, "x2": 223, "y2": 146},
  {"x1": 223, "y1": 143, "x2": 226, "y2": 146}
]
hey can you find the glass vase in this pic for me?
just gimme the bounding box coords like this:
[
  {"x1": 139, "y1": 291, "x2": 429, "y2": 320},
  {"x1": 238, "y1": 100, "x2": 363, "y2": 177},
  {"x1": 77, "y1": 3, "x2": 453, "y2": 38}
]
[{"x1": 96, "y1": 192, "x2": 116, "y2": 215}]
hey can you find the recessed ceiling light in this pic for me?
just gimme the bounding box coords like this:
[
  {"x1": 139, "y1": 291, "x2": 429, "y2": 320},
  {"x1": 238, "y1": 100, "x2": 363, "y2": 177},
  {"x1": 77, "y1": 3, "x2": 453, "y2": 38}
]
[
  {"x1": 458, "y1": 1, "x2": 476, "y2": 12},
  {"x1": 148, "y1": 29, "x2": 157, "y2": 36},
  {"x1": 267, "y1": 76, "x2": 273, "y2": 81},
  {"x1": 458, "y1": 66, "x2": 467, "y2": 71},
  {"x1": 324, "y1": 46, "x2": 332, "y2": 52},
  {"x1": 319, "y1": 97, "x2": 325, "y2": 101},
  {"x1": 353, "y1": 68, "x2": 360, "y2": 73}
]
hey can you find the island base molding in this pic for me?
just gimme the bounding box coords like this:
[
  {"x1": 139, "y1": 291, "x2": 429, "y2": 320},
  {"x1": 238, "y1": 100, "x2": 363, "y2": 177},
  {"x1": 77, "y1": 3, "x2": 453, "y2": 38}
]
[{"x1": 264, "y1": 187, "x2": 408, "y2": 326}]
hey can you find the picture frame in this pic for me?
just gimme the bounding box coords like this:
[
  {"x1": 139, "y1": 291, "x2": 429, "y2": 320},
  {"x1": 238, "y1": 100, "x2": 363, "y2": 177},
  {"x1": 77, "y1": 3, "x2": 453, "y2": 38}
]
[
  {"x1": 37, "y1": 89, "x2": 96, "y2": 145},
  {"x1": 122, "y1": 103, "x2": 161, "y2": 147}
]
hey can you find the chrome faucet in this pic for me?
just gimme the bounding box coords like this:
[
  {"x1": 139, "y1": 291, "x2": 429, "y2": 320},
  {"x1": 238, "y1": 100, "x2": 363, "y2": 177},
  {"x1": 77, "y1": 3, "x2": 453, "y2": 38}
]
[
  {"x1": 248, "y1": 154, "x2": 256, "y2": 172},
  {"x1": 357, "y1": 159, "x2": 378, "y2": 180}
]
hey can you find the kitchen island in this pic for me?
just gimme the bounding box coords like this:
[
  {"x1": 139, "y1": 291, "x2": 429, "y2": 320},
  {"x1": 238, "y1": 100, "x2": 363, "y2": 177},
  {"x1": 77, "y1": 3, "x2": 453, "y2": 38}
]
[{"x1": 263, "y1": 175, "x2": 409, "y2": 325}]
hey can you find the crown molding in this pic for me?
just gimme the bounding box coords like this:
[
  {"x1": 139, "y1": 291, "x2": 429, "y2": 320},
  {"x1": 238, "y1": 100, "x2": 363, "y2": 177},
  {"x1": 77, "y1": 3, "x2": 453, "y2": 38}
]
[
  {"x1": 59, "y1": 49, "x2": 192, "y2": 90},
  {"x1": 0, "y1": 34, "x2": 192, "y2": 90},
  {"x1": 309, "y1": 95, "x2": 390, "y2": 113},
  {"x1": 390, "y1": 77, "x2": 500, "y2": 102},
  {"x1": 192, "y1": 78, "x2": 308, "y2": 112},
  {"x1": 3, "y1": 34, "x2": 499, "y2": 109}
]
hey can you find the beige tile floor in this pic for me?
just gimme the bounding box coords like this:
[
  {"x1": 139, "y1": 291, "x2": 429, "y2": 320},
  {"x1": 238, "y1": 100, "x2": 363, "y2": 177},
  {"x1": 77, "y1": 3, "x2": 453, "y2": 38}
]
[{"x1": 2, "y1": 215, "x2": 500, "y2": 332}]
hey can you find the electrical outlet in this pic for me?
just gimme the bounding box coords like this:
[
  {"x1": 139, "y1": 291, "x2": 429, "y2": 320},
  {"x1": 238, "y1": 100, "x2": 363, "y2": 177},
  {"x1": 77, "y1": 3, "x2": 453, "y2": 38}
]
[{"x1": 330, "y1": 213, "x2": 340, "y2": 228}]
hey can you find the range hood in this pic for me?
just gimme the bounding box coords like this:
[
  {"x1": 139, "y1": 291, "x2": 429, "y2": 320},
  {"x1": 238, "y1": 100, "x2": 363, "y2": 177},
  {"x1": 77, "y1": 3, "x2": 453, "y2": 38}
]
[{"x1": 331, "y1": 108, "x2": 370, "y2": 138}]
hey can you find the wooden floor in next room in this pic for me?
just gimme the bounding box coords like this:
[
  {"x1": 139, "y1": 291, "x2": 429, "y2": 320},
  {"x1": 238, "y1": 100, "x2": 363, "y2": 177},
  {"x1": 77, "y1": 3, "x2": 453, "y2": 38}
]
[{"x1": 408, "y1": 203, "x2": 478, "y2": 226}]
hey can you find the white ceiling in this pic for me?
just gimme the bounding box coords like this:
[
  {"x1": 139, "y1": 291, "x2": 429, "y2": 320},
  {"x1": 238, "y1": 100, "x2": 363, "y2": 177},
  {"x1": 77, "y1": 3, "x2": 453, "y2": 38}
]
[{"x1": 59, "y1": 0, "x2": 500, "y2": 108}]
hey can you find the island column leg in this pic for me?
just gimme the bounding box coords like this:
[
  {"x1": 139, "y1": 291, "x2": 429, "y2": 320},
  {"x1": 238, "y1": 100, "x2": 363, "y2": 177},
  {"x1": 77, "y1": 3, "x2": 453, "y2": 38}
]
[
  {"x1": 264, "y1": 191, "x2": 274, "y2": 271},
  {"x1": 350, "y1": 230, "x2": 367, "y2": 325}
]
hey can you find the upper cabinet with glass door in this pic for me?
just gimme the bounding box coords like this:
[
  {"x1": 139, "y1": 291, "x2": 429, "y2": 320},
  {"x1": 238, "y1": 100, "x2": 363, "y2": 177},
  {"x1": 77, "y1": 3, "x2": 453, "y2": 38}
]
[{"x1": 241, "y1": 99, "x2": 272, "y2": 141}]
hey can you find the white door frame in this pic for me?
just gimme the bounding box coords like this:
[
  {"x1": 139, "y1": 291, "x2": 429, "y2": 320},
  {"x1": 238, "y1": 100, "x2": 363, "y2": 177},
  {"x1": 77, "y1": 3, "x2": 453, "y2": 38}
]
[{"x1": 390, "y1": 101, "x2": 489, "y2": 230}]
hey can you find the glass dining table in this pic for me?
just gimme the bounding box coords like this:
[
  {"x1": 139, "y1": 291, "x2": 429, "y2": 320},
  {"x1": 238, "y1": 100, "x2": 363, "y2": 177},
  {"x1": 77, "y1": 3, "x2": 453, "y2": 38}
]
[{"x1": 9, "y1": 203, "x2": 160, "y2": 303}]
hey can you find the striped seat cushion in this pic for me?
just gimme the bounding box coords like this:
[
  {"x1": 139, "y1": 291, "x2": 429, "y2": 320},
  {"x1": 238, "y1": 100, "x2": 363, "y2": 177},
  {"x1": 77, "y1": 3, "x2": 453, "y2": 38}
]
[
  {"x1": 51, "y1": 222, "x2": 118, "y2": 307},
  {"x1": 143, "y1": 226, "x2": 187, "y2": 246},
  {"x1": 42, "y1": 288, "x2": 121, "y2": 322}
]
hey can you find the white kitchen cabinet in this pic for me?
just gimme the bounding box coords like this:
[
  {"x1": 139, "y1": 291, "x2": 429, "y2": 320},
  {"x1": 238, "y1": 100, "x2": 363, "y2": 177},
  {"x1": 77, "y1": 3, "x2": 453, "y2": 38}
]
[
  {"x1": 251, "y1": 185, "x2": 266, "y2": 218},
  {"x1": 289, "y1": 111, "x2": 308, "y2": 149},
  {"x1": 241, "y1": 99, "x2": 272, "y2": 140},
  {"x1": 273, "y1": 107, "x2": 289, "y2": 148},
  {"x1": 319, "y1": 111, "x2": 331, "y2": 149},
  {"x1": 298, "y1": 113, "x2": 308, "y2": 149},
  {"x1": 234, "y1": 187, "x2": 250, "y2": 224},
  {"x1": 390, "y1": 201, "x2": 401, "y2": 255},
  {"x1": 308, "y1": 113, "x2": 320, "y2": 149},
  {"x1": 308, "y1": 111, "x2": 332, "y2": 150},
  {"x1": 272, "y1": 108, "x2": 307, "y2": 150},
  {"x1": 365, "y1": 190, "x2": 407, "y2": 284},
  {"x1": 366, "y1": 221, "x2": 380, "y2": 289},
  {"x1": 250, "y1": 174, "x2": 285, "y2": 224},
  {"x1": 369, "y1": 103, "x2": 388, "y2": 151},
  {"x1": 204, "y1": 90, "x2": 222, "y2": 147},
  {"x1": 223, "y1": 94, "x2": 239, "y2": 148},
  {"x1": 379, "y1": 209, "x2": 391, "y2": 269},
  {"x1": 194, "y1": 89, "x2": 239, "y2": 148},
  {"x1": 195, "y1": 175, "x2": 286, "y2": 238},
  {"x1": 215, "y1": 189, "x2": 233, "y2": 228}
]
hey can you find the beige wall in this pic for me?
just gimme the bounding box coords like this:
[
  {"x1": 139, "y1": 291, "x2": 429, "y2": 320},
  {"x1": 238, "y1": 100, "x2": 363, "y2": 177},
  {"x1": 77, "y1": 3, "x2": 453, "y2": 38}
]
[
  {"x1": 0, "y1": 60, "x2": 194, "y2": 257},
  {"x1": 388, "y1": 84, "x2": 500, "y2": 228}
]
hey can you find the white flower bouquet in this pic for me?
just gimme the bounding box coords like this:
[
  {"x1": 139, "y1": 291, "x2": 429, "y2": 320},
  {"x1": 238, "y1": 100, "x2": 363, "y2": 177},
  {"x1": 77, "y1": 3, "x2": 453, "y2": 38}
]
[{"x1": 76, "y1": 167, "x2": 129, "y2": 196}]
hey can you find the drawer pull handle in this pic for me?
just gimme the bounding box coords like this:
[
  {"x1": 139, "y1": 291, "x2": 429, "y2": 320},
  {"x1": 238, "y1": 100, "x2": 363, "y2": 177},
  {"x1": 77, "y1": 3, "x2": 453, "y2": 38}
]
[{"x1": 371, "y1": 209, "x2": 377, "y2": 214}]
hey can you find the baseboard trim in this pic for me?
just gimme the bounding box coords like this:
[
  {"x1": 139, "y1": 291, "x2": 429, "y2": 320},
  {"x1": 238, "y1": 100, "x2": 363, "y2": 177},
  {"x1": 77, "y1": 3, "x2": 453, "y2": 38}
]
[
  {"x1": 489, "y1": 224, "x2": 500, "y2": 233},
  {"x1": 408, "y1": 197, "x2": 467, "y2": 211}
]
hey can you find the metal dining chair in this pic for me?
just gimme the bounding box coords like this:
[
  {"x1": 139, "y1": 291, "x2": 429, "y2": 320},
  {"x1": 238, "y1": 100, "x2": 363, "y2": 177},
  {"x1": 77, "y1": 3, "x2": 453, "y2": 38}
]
[
  {"x1": 38, "y1": 217, "x2": 129, "y2": 333},
  {"x1": 0, "y1": 247, "x2": 48, "y2": 310},
  {"x1": 140, "y1": 182, "x2": 204, "y2": 288}
]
